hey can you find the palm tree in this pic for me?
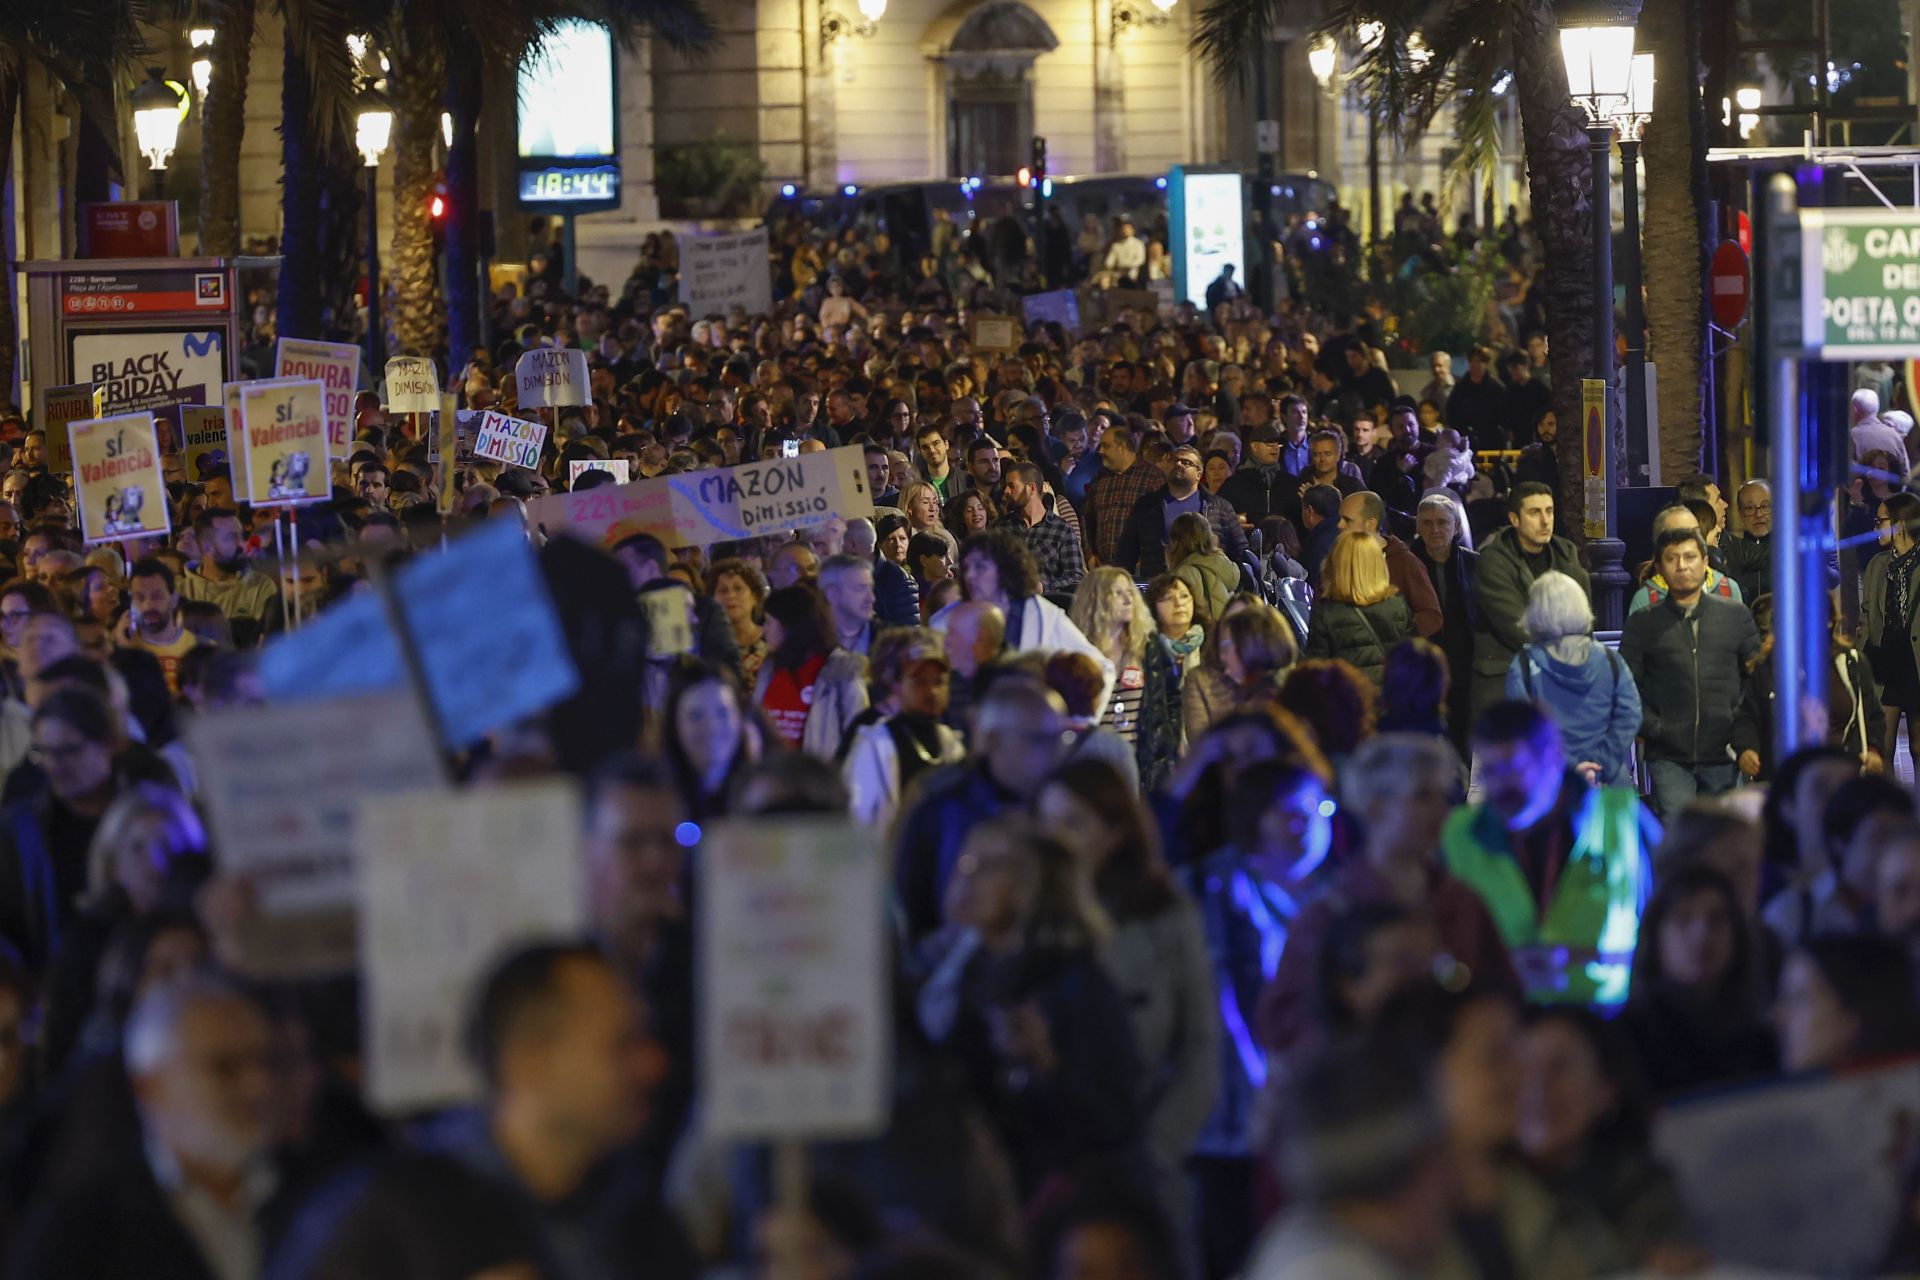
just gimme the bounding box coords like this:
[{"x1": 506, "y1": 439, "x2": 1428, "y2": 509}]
[
  {"x1": 0, "y1": 1, "x2": 154, "y2": 397},
  {"x1": 1195, "y1": 0, "x2": 1602, "y2": 540}
]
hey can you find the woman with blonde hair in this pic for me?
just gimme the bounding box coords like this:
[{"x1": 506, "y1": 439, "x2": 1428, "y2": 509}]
[
  {"x1": 901, "y1": 479, "x2": 960, "y2": 563},
  {"x1": 1181, "y1": 595, "x2": 1298, "y2": 741},
  {"x1": 1071, "y1": 568, "x2": 1182, "y2": 786},
  {"x1": 1303, "y1": 531, "x2": 1413, "y2": 687}
]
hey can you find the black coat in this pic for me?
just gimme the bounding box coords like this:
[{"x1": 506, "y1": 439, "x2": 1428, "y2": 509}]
[
  {"x1": 1113, "y1": 488, "x2": 1250, "y2": 578},
  {"x1": 1471, "y1": 529, "x2": 1589, "y2": 685},
  {"x1": 1620, "y1": 593, "x2": 1763, "y2": 766},
  {"x1": 1303, "y1": 595, "x2": 1415, "y2": 687},
  {"x1": 1446, "y1": 374, "x2": 1509, "y2": 445}
]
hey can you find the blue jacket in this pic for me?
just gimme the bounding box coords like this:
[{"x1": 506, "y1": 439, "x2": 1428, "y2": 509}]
[
  {"x1": 892, "y1": 761, "x2": 1019, "y2": 942},
  {"x1": 874, "y1": 558, "x2": 920, "y2": 627},
  {"x1": 1506, "y1": 641, "x2": 1642, "y2": 788}
]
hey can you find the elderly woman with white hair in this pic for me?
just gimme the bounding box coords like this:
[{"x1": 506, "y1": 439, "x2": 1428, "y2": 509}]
[
  {"x1": 1413, "y1": 491, "x2": 1478, "y2": 756},
  {"x1": 1505, "y1": 570, "x2": 1643, "y2": 787}
]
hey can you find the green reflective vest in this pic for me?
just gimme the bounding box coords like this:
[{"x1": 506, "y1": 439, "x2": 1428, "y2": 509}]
[{"x1": 1441, "y1": 785, "x2": 1653, "y2": 1006}]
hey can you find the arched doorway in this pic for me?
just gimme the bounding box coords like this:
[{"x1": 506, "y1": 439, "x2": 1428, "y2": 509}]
[{"x1": 925, "y1": 1, "x2": 1058, "y2": 177}]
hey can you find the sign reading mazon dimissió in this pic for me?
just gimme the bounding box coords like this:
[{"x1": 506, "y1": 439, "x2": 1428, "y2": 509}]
[{"x1": 1801, "y1": 208, "x2": 1920, "y2": 359}]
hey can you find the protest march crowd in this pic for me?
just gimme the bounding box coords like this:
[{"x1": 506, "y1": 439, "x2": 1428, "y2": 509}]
[{"x1": 0, "y1": 192, "x2": 1919, "y2": 1280}]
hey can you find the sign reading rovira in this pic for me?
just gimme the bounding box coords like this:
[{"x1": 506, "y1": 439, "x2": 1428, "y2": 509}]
[
  {"x1": 385, "y1": 356, "x2": 441, "y2": 414},
  {"x1": 1801, "y1": 208, "x2": 1920, "y2": 359},
  {"x1": 70, "y1": 412, "x2": 169, "y2": 545},
  {"x1": 238, "y1": 379, "x2": 330, "y2": 506},
  {"x1": 274, "y1": 337, "x2": 360, "y2": 449},
  {"x1": 38, "y1": 383, "x2": 101, "y2": 475},
  {"x1": 515, "y1": 347, "x2": 589, "y2": 409},
  {"x1": 472, "y1": 410, "x2": 549, "y2": 470}
]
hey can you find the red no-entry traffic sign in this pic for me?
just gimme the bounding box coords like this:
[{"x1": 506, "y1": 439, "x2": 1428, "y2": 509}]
[{"x1": 1711, "y1": 239, "x2": 1751, "y2": 330}]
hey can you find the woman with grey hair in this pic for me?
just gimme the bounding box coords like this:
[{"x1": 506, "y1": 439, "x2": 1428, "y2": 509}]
[
  {"x1": 1505, "y1": 571, "x2": 1643, "y2": 787},
  {"x1": 1413, "y1": 491, "x2": 1478, "y2": 756}
]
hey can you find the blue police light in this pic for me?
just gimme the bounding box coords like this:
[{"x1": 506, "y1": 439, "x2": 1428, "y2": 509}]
[
  {"x1": 1308, "y1": 235, "x2": 1324, "y2": 249},
  {"x1": 1041, "y1": 176, "x2": 1053, "y2": 197},
  {"x1": 780, "y1": 182, "x2": 797, "y2": 198},
  {"x1": 1317, "y1": 799, "x2": 1337, "y2": 818},
  {"x1": 1155, "y1": 175, "x2": 1168, "y2": 190},
  {"x1": 674, "y1": 821, "x2": 701, "y2": 848},
  {"x1": 1270, "y1": 184, "x2": 1281, "y2": 196},
  {"x1": 842, "y1": 183, "x2": 859, "y2": 196}
]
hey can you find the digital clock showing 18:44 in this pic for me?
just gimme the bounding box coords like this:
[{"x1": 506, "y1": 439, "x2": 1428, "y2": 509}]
[{"x1": 518, "y1": 164, "x2": 620, "y2": 206}]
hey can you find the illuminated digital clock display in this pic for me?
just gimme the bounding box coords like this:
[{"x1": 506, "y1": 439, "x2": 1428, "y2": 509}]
[{"x1": 518, "y1": 164, "x2": 621, "y2": 207}]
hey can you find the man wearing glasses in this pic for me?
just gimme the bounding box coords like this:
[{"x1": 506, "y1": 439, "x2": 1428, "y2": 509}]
[
  {"x1": 1725, "y1": 479, "x2": 1774, "y2": 603},
  {"x1": 1112, "y1": 444, "x2": 1249, "y2": 578}
]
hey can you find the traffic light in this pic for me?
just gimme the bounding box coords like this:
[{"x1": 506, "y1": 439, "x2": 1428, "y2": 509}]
[
  {"x1": 1030, "y1": 135, "x2": 1046, "y2": 187},
  {"x1": 428, "y1": 177, "x2": 449, "y2": 225}
]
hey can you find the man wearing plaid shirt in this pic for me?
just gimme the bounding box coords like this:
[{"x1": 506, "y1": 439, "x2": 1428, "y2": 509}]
[
  {"x1": 992, "y1": 462, "x2": 1085, "y2": 593},
  {"x1": 1084, "y1": 424, "x2": 1165, "y2": 567}
]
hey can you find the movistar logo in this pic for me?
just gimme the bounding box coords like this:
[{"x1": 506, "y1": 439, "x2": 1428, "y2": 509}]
[
  {"x1": 1825, "y1": 227, "x2": 1860, "y2": 275},
  {"x1": 182, "y1": 332, "x2": 222, "y2": 358}
]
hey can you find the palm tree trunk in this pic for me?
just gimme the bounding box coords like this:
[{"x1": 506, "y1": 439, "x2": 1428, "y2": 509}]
[
  {"x1": 0, "y1": 72, "x2": 19, "y2": 402},
  {"x1": 387, "y1": 31, "x2": 445, "y2": 360},
  {"x1": 1640, "y1": 0, "x2": 1707, "y2": 480},
  {"x1": 198, "y1": 0, "x2": 256, "y2": 257},
  {"x1": 443, "y1": 35, "x2": 483, "y2": 380},
  {"x1": 1510, "y1": 0, "x2": 1600, "y2": 542},
  {"x1": 277, "y1": 35, "x2": 324, "y2": 340}
]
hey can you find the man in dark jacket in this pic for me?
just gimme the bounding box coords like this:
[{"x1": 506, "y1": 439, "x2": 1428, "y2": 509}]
[
  {"x1": 1445, "y1": 346, "x2": 1509, "y2": 448},
  {"x1": 1471, "y1": 482, "x2": 1590, "y2": 713},
  {"x1": 1723, "y1": 478, "x2": 1773, "y2": 602},
  {"x1": 1220, "y1": 423, "x2": 1290, "y2": 526},
  {"x1": 894, "y1": 677, "x2": 1068, "y2": 940},
  {"x1": 1113, "y1": 444, "x2": 1250, "y2": 578},
  {"x1": 1621, "y1": 527, "x2": 1762, "y2": 819},
  {"x1": 1500, "y1": 350, "x2": 1553, "y2": 448}
]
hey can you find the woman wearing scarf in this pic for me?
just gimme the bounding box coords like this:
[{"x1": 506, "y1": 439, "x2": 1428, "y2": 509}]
[{"x1": 1864, "y1": 490, "x2": 1920, "y2": 767}]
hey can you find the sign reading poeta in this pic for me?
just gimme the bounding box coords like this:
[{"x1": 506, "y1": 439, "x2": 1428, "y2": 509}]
[
  {"x1": 514, "y1": 347, "x2": 589, "y2": 409},
  {"x1": 1800, "y1": 209, "x2": 1920, "y2": 359},
  {"x1": 70, "y1": 412, "x2": 170, "y2": 545}
]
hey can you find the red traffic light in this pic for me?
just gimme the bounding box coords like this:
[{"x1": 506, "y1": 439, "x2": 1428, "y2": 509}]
[{"x1": 1016, "y1": 166, "x2": 1032, "y2": 187}]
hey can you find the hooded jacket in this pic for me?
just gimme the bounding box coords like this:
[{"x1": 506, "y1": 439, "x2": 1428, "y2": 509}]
[
  {"x1": 1173, "y1": 550, "x2": 1242, "y2": 626},
  {"x1": 1505, "y1": 640, "x2": 1643, "y2": 787}
]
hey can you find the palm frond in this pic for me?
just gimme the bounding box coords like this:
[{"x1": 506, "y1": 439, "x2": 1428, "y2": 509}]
[
  {"x1": 1190, "y1": 0, "x2": 1283, "y2": 90},
  {"x1": 280, "y1": 0, "x2": 366, "y2": 148}
]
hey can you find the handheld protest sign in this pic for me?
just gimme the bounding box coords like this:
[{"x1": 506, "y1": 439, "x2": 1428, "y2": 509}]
[
  {"x1": 240, "y1": 379, "x2": 331, "y2": 507},
  {"x1": 179, "y1": 406, "x2": 230, "y2": 484},
  {"x1": 435, "y1": 392, "x2": 458, "y2": 516},
  {"x1": 275, "y1": 337, "x2": 360, "y2": 451},
  {"x1": 969, "y1": 314, "x2": 1019, "y2": 353},
  {"x1": 514, "y1": 347, "x2": 589, "y2": 409},
  {"x1": 37, "y1": 383, "x2": 100, "y2": 475},
  {"x1": 385, "y1": 356, "x2": 440, "y2": 414},
  {"x1": 70, "y1": 412, "x2": 170, "y2": 545},
  {"x1": 472, "y1": 409, "x2": 548, "y2": 470},
  {"x1": 567, "y1": 458, "x2": 630, "y2": 487}
]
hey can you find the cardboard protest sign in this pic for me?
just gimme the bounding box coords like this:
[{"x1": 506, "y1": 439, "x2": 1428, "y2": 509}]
[
  {"x1": 1653, "y1": 1057, "x2": 1920, "y2": 1275},
  {"x1": 472, "y1": 410, "x2": 549, "y2": 470},
  {"x1": 528, "y1": 444, "x2": 873, "y2": 550},
  {"x1": 700, "y1": 817, "x2": 889, "y2": 1139},
  {"x1": 384, "y1": 356, "x2": 441, "y2": 414},
  {"x1": 969, "y1": 314, "x2": 1019, "y2": 353},
  {"x1": 640, "y1": 586, "x2": 694, "y2": 658},
  {"x1": 1021, "y1": 289, "x2": 1081, "y2": 335},
  {"x1": 435, "y1": 392, "x2": 458, "y2": 516},
  {"x1": 514, "y1": 347, "x2": 589, "y2": 409},
  {"x1": 274, "y1": 336, "x2": 360, "y2": 450},
  {"x1": 567, "y1": 458, "x2": 630, "y2": 487},
  {"x1": 360, "y1": 777, "x2": 585, "y2": 1112},
  {"x1": 258, "y1": 516, "x2": 580, "y2": 749},
  {"x1": 36, "y1": 383, "x2": 102, "y2": 475},
  {"x1": 189, "y1": 692, "x2": 444, "y2": 977},
  {"x1": 239, "y1": 379, "x2": 330, "y2": 506},
  {"x1": 179, "y1": 406, "x2": 230, "y2": 484},
  {"x1": 69, "y1": 412, "x2": 169, "y2": 545},
  {"x1": 682, "y1": 226, "x2": 774, "y2": 318}
]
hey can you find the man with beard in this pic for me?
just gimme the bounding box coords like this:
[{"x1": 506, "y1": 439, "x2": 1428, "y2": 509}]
[
  {"x1": 180, "y1": 508, "x2": 280, "y2": 633},
  {"x1": 123, "y1": 559, "x2": 202, "y2": 696}
]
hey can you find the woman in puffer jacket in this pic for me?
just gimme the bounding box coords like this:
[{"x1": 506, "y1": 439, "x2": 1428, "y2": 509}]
[{"x1": 1505, "y1": 571, "x2": 1643, "y2": 787}]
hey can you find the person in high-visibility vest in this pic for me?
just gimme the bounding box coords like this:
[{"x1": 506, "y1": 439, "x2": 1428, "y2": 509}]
[{"x1": 1442, "y1": 700, "x2": 1659, "y2": 1006}]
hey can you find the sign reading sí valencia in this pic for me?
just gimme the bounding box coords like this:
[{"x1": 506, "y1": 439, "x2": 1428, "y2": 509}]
[{"x1": 71, "y1": 413, "x2": 170, "y2": 545}]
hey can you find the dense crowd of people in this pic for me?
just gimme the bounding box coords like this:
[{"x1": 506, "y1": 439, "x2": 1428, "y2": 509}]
[{"x1": 0, "y1": 194, "x2": 1917, "y2": 1280}]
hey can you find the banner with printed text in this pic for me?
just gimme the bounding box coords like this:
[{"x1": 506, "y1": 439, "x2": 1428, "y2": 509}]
[
  {"x1": 528, "y1": 444, "x2": 874, "y2": 549},
  {"x1": 275, "y1": 336, "x2": 360, "y2": 449},
  {"x1": 514, "y1": 347, "x2": 589, "y2": 409},
  {"x1": 239, "y1": 379, "x2": 330, "y2": 507},
  {"x1": 70, "y1": 412, "x2": 170, "y2": 545},
  {"x1": 222, "y1": 378, "x2": 298, "y2": 503},
  {"x1": 472, "y1": 410, "x2": 549, "y2": 470},
  {"x1": 567, "y1": 458, "x2": 630, "y2": 487},
  {"x1": 73, "y1": 328, "x2": 224, "y2": 417},
  {"x1": 180, "y1": 406, "x2": 230, "y2": 484},
  {"x1": 384, "y1": 356, "x2": 441, "y2": 414},
  {"x1": 682, "y1": 226, "x2": 774, "y2": 319},
  {"x1": 37, "y1": 382, "x2": 102, "y2": 475}
]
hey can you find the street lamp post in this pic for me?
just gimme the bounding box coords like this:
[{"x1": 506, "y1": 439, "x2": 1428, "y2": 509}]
[
  {"x1": 356, "y1": 86, "x2": 393, "y2": 377},
  {"x1": 129, "y1": 67, "x2": 186, "y2": 195},
  {"x1": 1561, "y1": 19, "x2": 1636, "y2": 627},
  {"x1": 1616, "y1": 53, "x2": 1654, "y2": 485}
]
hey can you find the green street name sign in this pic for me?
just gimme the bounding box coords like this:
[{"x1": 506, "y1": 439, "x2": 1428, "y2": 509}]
[{"x1": 1800, "y1": 208, "x2": 1920, "y2": 359}]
